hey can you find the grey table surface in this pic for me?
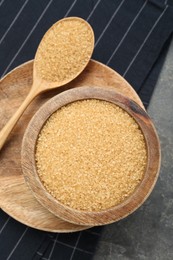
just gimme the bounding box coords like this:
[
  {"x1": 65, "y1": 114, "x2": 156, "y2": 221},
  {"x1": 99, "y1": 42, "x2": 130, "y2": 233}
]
[{"x1": 93, "y1": 39, "x2": 173, "y2": 260}]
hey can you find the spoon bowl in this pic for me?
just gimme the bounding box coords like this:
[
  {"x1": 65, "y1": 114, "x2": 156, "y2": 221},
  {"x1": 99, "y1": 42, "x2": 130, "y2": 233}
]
[{"x1": 33, "y1": 16, "x2": 95, "y2": 92}]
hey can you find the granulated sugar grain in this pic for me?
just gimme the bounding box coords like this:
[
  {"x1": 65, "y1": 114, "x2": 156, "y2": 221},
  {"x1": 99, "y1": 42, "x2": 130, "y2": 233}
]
[
  {"x1": 35, "y1": 18, "x2": 93, "y2": 82},
  {"x1": 35, "y1": 99, "x2": 147, "y2": 212}
]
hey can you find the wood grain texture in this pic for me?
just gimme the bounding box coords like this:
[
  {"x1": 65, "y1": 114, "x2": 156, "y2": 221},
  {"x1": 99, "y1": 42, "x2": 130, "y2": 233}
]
[
  {"x1": 0, "y1": 59, "x2": 144, "y2": 232},
  {"x1": 21, "y1": 86, "x2": 161, "y2": 226}
]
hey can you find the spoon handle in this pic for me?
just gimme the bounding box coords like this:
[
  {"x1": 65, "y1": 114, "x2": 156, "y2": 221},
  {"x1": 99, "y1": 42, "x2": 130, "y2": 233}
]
[{"x1": 0, "y1": 87, "x2": 36, "y2": 150}]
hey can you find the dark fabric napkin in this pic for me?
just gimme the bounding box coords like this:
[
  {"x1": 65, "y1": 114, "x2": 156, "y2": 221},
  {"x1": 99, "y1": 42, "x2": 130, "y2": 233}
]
[{"x1": 0, "y1": 0, "x2": 173, "y2": 259}]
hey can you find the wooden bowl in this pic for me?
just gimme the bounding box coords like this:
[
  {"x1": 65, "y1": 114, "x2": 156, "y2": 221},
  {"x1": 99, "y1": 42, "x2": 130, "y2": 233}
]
[{"x1": 21, "y1": 86, "x2": 161, "y2": 226}]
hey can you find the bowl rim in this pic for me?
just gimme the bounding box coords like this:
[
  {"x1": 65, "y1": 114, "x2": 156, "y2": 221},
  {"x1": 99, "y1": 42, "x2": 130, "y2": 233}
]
[{"x1": 21, "y1": 86, "x2": 161, "y2": 226}]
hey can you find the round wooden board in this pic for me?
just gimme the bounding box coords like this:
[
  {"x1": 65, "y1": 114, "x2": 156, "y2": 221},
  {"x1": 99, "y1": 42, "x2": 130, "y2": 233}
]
[{"x1": 0, "y1": 59, "x2": 144, "y2": 232}]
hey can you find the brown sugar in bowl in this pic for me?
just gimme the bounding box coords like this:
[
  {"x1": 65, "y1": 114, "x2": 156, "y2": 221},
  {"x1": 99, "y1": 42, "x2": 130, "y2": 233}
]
[{"x1": 21, "y1": 86, "x2": 161, "y2": 226}]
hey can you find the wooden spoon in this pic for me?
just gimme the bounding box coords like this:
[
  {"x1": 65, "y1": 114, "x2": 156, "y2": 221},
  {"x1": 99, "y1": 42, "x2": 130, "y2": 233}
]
[{"x1": 0, "y1": 17, "x2": 94, "y2": 150}]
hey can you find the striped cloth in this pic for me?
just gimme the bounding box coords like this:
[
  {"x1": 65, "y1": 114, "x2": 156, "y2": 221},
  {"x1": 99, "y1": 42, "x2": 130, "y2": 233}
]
[{"x1": 0, "y1": 0, "x2": 173, "y2": 259}]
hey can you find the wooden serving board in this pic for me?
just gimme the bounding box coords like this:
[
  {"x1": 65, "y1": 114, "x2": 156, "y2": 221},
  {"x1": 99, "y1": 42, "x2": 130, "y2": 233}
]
[{"x1": 0, "y1": 59, "x2": 144, "y2": 232}]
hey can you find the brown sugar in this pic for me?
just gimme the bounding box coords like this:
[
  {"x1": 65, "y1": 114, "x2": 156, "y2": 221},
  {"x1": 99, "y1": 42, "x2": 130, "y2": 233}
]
[
  {"x1": 35, "y1": 18, "x2": 94, "y2": 82},
  {"x1": 35, "y1": 99, "x2": 147, "y2": 212}
]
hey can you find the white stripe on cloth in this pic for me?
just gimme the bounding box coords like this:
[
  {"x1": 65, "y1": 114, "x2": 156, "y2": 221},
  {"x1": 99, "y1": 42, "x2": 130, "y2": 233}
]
[
  {"x1": 47, "y1": 234, "x2": 59, "y2": 260},
  {"x1": 94, "y1": 0, "x2": 125, "y2": 48},
  {"x1": 69, "y1": 232, "x2": 82, "y2": 260},
  {"x1": 1, "y1": 0, "x2": 53, "y2": 78},
  {"x1": 0, "y1": 0, "x2": 5, "y2": 8},
  {"x1": 106, "y1": 0, "x2": 148, "y2": 65},
  {"x1": 86, "y1": 0, "x2": 102, "y2": 21},
  {"x1": 6, "y1": 227, "x2": 28, "y2": 260},
  {"x1": 0, "y1": 216, "x2": 10, "y2": 234},
  {"x1": 123, "y1": 5, "x2": 168, "y2": 77},
  {"x1": 64, "y1": 0, "x2": 78, "y2": 17},
  {"x1": 0, "y1": 0, "x2": 29, "y2": 45}
]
